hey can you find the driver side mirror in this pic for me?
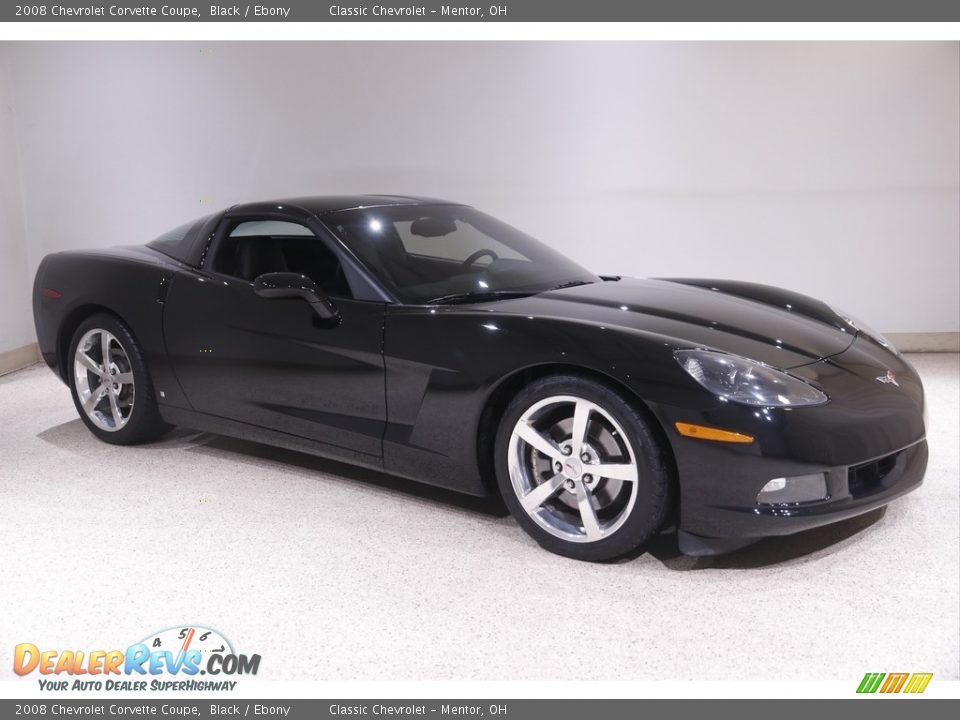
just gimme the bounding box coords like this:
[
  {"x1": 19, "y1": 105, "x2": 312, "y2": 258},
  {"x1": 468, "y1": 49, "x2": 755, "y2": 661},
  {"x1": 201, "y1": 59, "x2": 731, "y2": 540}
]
[{"x1": 253, "y1": 272, "x2": 340, "y2": 322}]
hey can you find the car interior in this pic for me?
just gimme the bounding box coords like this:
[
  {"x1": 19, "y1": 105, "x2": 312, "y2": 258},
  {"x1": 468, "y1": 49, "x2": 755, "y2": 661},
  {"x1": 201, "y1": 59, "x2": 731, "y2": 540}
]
[
  {"x1": 329, "y1": 216, "x2": 534, "y2": 301},
  {"x1": 212, "y1": 228, "x2": 352, "y2": 298},
  {"x1": 335, "y1": 221, "x2": 447, "y2": 290}
]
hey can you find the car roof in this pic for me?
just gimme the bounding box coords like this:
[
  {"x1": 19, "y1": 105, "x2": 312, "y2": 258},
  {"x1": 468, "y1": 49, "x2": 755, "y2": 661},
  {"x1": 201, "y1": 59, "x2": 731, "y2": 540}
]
[
  {"x1": 229, "y1": 194, "x2": 466, "y2": 216},
  {"x1": 147, "y1": 195, "x2": 470, "y2": 272}
]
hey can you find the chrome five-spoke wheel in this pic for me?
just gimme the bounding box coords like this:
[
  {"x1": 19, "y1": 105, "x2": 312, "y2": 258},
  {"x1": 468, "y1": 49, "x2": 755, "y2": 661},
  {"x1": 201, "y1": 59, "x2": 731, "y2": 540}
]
[
  {"x1": 508, "y1": 394, "x2": 640, "y2": 543},
  {"x1": 496, "y1": 376, "x2": 671, "y2": 561},
  {"x1": 73, "y1": 328, "x2": 135, "y2": 432}
]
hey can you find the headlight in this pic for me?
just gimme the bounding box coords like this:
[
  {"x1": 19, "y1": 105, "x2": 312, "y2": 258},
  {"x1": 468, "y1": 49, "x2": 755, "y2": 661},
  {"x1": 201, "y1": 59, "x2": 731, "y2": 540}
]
[
  {"x1": 674, "y1": 350, "x2": 828, "y2": 407},
  {"x1": 830, "y1": 306, "x2": 898, "y2": 354}
]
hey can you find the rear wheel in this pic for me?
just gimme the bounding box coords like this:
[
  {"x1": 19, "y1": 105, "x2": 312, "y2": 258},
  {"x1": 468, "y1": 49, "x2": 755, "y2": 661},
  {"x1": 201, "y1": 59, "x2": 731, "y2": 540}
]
[
  {"x1": 494, "y1": 375, "x2": 672, "y2": 561},
  {"x1": 69, "y1": 314, "x2": 170, "y2": 445}
]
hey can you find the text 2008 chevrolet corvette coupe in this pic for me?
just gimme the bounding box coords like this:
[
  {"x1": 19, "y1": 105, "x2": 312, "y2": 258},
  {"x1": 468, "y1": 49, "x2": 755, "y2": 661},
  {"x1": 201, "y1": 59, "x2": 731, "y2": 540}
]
[{"x1": 33, "y1": 196, "x2": 927, "y2": 560}]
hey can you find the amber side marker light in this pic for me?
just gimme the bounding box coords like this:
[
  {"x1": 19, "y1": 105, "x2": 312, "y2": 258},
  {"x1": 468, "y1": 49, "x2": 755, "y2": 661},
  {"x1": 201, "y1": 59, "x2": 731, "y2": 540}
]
[{"x1": 675, "y1": 421, "x2": 754, "y2": 444}]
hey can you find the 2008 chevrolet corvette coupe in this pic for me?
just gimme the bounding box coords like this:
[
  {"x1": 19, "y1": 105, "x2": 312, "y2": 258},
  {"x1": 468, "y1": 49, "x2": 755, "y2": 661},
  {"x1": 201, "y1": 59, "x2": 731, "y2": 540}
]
[{"x1": 33, "y1": 195, "x2": 927, "y2": 560}]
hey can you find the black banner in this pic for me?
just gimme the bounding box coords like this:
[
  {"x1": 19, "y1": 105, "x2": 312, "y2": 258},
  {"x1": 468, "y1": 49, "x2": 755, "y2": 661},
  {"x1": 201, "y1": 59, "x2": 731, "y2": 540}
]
[
  {"x1": 1, "y1": 700, "x2": 959, "y2": 719},
  {"x1": 5, "y1": 0, "x2": 960, "y2": 23}
]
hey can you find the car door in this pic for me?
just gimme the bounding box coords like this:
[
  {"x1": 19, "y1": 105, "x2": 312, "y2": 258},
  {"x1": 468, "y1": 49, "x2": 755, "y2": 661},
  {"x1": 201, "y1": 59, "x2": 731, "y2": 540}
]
[{"x1": 162, "y1": 213, "x2": 386, "y2": 460}]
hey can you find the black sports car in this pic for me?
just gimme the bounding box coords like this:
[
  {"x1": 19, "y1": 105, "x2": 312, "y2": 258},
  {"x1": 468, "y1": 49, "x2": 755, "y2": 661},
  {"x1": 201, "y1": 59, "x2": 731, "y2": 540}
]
[{"x1": 32, "y1": 195, "x2": 927, "y2": 560}]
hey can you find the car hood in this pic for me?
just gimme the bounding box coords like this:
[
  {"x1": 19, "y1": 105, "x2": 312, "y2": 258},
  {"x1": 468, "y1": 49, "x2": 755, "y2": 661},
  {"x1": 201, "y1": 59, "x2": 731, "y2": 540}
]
[{"x1": 495, "y1": 277, "x2": 856, "y2": 369}]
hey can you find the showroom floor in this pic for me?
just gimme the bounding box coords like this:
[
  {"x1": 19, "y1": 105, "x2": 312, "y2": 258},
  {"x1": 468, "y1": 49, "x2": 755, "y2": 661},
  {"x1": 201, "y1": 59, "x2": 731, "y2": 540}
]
[{"x1": 0, "y1": 354, "x2": 957, "y2": 681}]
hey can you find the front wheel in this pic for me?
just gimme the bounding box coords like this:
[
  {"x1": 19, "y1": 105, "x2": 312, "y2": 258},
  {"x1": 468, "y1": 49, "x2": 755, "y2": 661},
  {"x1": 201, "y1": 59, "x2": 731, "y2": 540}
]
[
  {"x1": 68, "y1": 314, "x2": 171, "y2": 445},
  {"x1": 494, "y1": 375, "x2": 672, "y2": 561}
]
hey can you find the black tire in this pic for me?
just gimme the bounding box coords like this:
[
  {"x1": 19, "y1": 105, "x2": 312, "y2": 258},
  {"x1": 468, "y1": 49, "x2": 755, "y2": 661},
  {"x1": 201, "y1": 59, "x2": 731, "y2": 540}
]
[
  {"x1": 494, "y1": 375, "x2": 672, "y2": 562},
  {"x1": 68, "y1": 313, "x2": 171, "y2": 445}
]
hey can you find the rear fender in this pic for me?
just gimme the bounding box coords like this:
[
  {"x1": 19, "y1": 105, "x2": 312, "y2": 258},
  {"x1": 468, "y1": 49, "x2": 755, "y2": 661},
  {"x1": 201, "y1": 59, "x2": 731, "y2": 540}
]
[{"x1": 32, "y1": 250, "x2": 191, "y2": 409}]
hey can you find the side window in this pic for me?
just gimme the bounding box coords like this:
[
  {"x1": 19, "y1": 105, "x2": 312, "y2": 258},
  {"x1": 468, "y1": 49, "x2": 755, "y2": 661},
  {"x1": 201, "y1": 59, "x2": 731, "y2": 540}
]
[
  {"x1": 211, "y1": 219, "x2": 352, "y2": 298},
  {"x1": 228, "y1": 220, "x2": 313, "y2": 238}
]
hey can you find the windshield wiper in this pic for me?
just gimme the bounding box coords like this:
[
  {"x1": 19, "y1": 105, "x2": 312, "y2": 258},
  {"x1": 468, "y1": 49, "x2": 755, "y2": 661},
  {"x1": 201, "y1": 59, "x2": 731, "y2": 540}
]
[
  {"x1": 549, "y1": 279, "x2": 594, "y2": 291},
  {"x1": 426, "y1": 290, "x2": 537, "y2": 305},
  {"x1": 427, "y1": 280, "x2": 594, "y2": 304}
]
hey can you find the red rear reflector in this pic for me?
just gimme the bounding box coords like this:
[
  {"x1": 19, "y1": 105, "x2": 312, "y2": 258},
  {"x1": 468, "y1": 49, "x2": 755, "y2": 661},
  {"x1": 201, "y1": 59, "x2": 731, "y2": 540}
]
[{"x1": 42, "y1": 288, "x2": 62, "y2": 299}]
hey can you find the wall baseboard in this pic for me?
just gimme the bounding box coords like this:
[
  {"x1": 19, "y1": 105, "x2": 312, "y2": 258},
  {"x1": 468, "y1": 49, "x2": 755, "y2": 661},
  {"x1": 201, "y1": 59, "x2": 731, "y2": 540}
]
[
  {"x1": 886, "y1": 332, "x2": 960, "y2": 353},
  {"x1": 0, "y1": 343, "x2": 41, "y2": 376}
]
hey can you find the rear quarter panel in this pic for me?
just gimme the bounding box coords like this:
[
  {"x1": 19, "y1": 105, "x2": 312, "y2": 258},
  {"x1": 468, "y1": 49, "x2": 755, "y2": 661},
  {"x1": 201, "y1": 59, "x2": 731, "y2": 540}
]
[{"x1": 32, "y1": 248, "x2": 191, "y2": 409}]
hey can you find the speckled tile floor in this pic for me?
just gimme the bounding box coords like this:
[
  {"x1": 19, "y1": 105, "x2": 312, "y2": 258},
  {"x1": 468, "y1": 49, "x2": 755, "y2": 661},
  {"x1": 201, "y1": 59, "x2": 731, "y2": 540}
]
[{"x1": 0, "y1": 354, "x2": 957, "y2": 681}]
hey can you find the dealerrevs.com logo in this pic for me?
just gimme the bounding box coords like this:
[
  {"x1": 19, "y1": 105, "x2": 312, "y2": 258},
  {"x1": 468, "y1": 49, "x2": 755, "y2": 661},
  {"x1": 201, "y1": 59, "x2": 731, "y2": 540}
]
[{"x1": 14, "y1": 626, "x2": 261, "y2": 692}]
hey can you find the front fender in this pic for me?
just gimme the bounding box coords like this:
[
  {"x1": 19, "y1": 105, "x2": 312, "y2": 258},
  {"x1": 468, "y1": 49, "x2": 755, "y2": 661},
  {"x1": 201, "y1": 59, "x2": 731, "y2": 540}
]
[{"x1": 381, "y1": 307, "x2": 708, "y2": 494}]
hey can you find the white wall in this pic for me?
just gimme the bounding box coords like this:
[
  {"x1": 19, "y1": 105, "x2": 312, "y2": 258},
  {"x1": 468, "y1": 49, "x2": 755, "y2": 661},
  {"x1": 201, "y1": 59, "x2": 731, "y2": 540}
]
[
  {"x1": 0, "y1": 45, "x2": 33, "y2": 352},
  {"x1": 2, "y1": 42, "x2": 958, "y2": 355}
]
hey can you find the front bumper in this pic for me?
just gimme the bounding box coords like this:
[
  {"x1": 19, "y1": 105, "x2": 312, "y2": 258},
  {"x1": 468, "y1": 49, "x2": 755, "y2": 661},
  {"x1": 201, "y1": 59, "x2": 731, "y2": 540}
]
[
  {"x1": 655, "y1": 336, "x2": 928, "y2": 555},
  {"x1": 677, "y1": 439, "x2": 927, "y2": 555}
]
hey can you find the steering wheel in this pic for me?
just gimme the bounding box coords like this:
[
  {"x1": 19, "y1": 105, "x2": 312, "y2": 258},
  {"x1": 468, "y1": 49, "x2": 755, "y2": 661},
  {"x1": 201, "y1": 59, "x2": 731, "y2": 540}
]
[{"x1": 462, "y1": 249, "x2": 499, "y2": 268}]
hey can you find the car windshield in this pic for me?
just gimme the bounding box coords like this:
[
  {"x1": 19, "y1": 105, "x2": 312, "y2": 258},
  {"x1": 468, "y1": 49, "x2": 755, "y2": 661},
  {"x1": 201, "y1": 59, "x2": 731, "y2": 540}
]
[{"x1": 321, "y1": 204, "x2": 597, "y2": 304}]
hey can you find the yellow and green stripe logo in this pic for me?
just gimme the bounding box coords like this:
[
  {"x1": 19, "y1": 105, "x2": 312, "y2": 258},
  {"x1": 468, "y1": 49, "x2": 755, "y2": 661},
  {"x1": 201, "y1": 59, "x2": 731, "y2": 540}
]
[{"x1": 857, "y1": 672, "x2": 933, "y2": 694}]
